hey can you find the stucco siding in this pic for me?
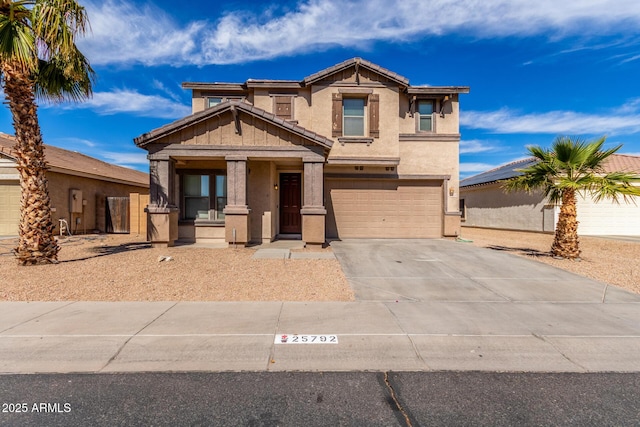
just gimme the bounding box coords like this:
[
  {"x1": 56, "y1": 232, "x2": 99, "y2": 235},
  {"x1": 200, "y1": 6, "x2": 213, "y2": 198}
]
[
  {"x1": 0, "y1": 180, "x2": 20, "y2": 235},
  {"x1": 460, "y1": 183, "x2": 552, "y2": 232}
]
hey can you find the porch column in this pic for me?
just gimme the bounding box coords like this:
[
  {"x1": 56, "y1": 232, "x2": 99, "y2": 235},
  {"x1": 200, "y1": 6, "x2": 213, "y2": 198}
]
[
  {"x1": 224, "y1": 156, "x2": 251, "y2": 245},
  {"x1": 146, "y1": 159, "x2": 178, "y2": 247},
  {"x1": 301, "y1": 160, "x2": 326, "y2": 246}
]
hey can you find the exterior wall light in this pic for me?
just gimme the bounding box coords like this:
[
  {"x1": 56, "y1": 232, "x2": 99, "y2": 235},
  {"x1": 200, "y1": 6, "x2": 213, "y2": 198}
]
[{"x1": 274, "y1": 184, "x2": 278, "y2": 190}]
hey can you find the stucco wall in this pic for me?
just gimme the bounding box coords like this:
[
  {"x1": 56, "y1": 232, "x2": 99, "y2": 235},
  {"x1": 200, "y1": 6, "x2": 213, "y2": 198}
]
[
  {"x1": 247, "y1": 160, "x2": 274, "y2": 242},
  {"x1": 48, "y1": 172, "x2": 149, "y2": 234},
  {"x1": 460, "y1": 183, "x2": 554, "y2": 232},
  {"x1": 309, "y1": 83, "x2": 400, "y2": 160}
]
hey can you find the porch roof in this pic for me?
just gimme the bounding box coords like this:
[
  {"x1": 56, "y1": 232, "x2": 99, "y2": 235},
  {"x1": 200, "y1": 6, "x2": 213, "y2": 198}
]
[{"x1": 134, "y1": 100, "x2": 334, "y2": 150}]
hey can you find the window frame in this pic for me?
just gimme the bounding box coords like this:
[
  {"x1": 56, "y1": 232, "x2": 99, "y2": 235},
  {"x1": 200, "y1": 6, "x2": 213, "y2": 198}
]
[
  {"x1": 417, "y1": 99, "x2": 435, "y2": 132},
  {"x1": 179, "y1": 170, "x2": 227, "y2": 222},
  {"x1": 342, "y1": 97, "x2": 366, "y2": 137},
  {"x1": 206, "y1": 96, "x2": 245, "y2": 109}
]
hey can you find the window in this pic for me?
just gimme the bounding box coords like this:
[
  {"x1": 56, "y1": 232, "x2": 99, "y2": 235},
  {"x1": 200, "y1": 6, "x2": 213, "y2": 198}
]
[
  {"x1": 343, "y1": 98, "x2": 365, "y2": 136},
  {"x1": 459, "y1": 198, "x2": 466, "y2": 220},
  {"x1": 207, "y1": 97, "x2": 223, "y2": 108},
  {"x1": 182, "y1": 173, "x2": 227, "y2": 221},
  {"x1": 418, "y1": 100, "x2": 434, "y2": 132},
  {"x1": 206, "y1": 96, "x2": 245, "y2": 109}
]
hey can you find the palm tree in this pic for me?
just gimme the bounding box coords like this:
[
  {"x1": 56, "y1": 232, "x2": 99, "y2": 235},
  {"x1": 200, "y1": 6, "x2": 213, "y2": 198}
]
[
  {"x1": 0, "y1": 0, "x2": 94, "y2": 265},
  {"x1": 504, "y1": 136, "x2": 640, "y2": 259}
]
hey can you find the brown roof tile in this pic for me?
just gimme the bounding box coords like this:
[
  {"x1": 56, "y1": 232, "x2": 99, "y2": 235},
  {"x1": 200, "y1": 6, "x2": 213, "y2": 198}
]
[{"x1": 0, "y1": 133, "x2": 148, "y2": 187}]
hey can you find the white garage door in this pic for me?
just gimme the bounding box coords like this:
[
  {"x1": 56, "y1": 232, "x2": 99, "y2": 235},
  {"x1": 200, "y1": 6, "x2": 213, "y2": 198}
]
[
  {"x1": 577, "y1": 194, "x2": 640, "y2": 236},
  {"x1": 325, "y1": 179, "x2": 443, "y2": 238},
  {"x1": 0, "y1": 181, "x2": 20, "y2": 235}
]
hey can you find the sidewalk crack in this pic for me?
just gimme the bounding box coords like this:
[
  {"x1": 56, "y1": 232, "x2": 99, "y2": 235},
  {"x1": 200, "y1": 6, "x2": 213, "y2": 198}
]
[
  {"x1": 266, "y1": 302, "x2": 284, "y2": 370},
  {"x1": 0, "y1": 301, "x2": 75, "y2": 334},
  {"x1": 98, "y1": 302, "x2": 177, "y2": 372},
  {"x1": 532, "y1": 333, "x2": 589, "y2": 372}
]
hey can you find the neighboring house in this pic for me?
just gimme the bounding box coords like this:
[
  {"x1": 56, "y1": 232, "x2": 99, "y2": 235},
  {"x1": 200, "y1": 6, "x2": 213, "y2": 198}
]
[
  {"x1": 460, "y1": 155, "x2": 640, "y2": 236},
  {"x1": 0, "y1": 133, "x2": 149, "y2": 236},
  {"x1": 135, "y1": 58, "x2": 469, "y2": 246}
]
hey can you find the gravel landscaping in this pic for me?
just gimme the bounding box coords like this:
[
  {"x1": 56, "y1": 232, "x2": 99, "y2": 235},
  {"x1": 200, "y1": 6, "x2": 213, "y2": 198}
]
[
  {"x1": 2, "y1": 227, "x2": 638, "y2": 301},
  {"x1": 0, "y1": 235, "x2": 354, "y2": 302},
  {"x1": 460, "y1": 227, "x2": 640, "y2": 294}
]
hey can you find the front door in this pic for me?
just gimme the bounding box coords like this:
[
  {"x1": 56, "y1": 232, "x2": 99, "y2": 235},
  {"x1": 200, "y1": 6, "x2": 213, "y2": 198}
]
[{"x1": 280, "y1": 173, "x2": 302, "y2": 234}]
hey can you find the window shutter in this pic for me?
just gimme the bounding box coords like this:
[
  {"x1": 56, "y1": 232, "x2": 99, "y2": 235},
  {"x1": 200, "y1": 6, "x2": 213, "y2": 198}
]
[
  {"x1": 332, "y1": 93, "x2": 342, "y2": 137},
  {"x1": 369, "y1": 94, "x2": 379, "y2": 138}
]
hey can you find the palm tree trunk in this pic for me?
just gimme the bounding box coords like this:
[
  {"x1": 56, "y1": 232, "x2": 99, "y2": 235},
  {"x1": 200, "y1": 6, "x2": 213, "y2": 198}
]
[
  {"x1": 2, "y1": 62, "x2": 59, "y2": 265},
  {"x1": 552, "y1": 188, "x2": 580, "y2": 259}
]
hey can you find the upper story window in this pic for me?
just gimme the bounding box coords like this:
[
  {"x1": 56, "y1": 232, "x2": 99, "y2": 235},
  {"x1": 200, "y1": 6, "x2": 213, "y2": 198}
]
[
  {"x1": 206, "y1": 96, "x2": 245, "y2": 109},
  {"x1": 332, "y1": 92, "x2": 379, "y2": 140},
  {"x1": 343, "y1": 98, "x2": 365, "y2": 136},
  {"x1": 418, "y1": 100, "x2": 434, "y2": 132},
  {"x1": 207, "y1": 97, "x2": 223, "y2": 108}
]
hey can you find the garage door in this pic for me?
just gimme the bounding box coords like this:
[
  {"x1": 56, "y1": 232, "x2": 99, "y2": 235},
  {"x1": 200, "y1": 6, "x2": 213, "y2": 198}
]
[
  {"x1": 325, "y1": 179, "x2": 443, "y2": 238},
  {"x1": 576, "y1": 194, "x2": 640, "y2": 236},
  {"x1": 0, "y1": 181, "x2": 20, "y2": 235}
]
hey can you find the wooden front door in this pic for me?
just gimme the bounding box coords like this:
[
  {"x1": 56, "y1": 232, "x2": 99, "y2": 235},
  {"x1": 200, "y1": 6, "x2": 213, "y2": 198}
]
[{"x1": 279, "y1": 173, "x2": 302, "y2": 234}]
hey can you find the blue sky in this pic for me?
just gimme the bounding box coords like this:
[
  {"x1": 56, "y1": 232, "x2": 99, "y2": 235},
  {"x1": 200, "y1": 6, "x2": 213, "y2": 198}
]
[{"x1": 2, "y1": 0, "x2": 640, "y2": 177}]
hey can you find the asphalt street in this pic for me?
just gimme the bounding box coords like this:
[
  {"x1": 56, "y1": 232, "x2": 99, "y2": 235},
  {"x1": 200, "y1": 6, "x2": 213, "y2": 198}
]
[{"x1": 1, "y1": 372, "x2": 639, "y2": 426}]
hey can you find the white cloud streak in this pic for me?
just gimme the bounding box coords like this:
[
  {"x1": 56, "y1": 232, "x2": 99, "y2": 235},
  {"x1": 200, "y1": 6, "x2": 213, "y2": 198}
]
[
  {"x1": 99, "y1": 151, "x2": 149, "y2": 168},
  {"x1": 460, "y1": 139, "x2": 498, "y2": 154},
  {"x1": 460, "y1": 162, "x2": 500, "y2": 173},
  {"x1": 79, "y1": 0, "x2": 640, "y2": 66},
  {"x1": 461, "y1": 104, "x2": 640, "y2": 136},
  {"x1": 55, "y1": 89, "x2": 191, "y2": 119}
]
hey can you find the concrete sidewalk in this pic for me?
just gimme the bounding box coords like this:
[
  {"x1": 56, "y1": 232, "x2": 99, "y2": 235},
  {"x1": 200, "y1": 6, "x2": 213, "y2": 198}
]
[
  {"x1": 1, "y1": 239, "x2": 639, "y2": 374},
  {"x1": 1, "y1": 298, "x2": 639, "y2": 373}
]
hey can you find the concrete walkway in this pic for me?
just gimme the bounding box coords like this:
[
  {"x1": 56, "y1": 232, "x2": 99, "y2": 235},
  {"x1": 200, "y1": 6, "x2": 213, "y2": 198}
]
[{"x1": 1, "y1": 239, "x2": 639, "y2": 374}]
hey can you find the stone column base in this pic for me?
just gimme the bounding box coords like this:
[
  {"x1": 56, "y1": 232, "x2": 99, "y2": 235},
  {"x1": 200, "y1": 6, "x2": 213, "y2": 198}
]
[
  {"x1": 444, "y1": 212, "x2": 461, "y2": 237},
  {"x1": 146, "y1": 206, "x2": 179, "y2": 247},
  {"x1": 224, "y1": 209, "x2": 251, "y2": 246},
  {"x1": 301, "y1": 207, "x2": 326, "y2": 246}
]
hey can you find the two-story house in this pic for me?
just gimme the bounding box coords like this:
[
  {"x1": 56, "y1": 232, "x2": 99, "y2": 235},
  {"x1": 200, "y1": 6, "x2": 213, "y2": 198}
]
[{"x1": 134, "y1": 58, "x2": 469, "y2": 247}]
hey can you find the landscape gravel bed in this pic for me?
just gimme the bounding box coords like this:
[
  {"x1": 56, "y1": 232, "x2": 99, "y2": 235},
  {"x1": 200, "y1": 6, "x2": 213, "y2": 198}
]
[
  {"x1": 2, "y1": 228, "x2": 638, "y2": 301},
  {"x1": 0, "y1": 235, "x2": 354, "y2": 302},
  {"x1": 460, "y1": 227, "x2": 640, "y2": 294}
]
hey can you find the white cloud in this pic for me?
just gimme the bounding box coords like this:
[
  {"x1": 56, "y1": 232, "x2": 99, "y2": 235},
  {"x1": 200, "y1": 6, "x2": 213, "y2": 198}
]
[
  {"x1": 78, "y1": 0, "x2": 640, "y2": 66},
  {"x1": 99, "y1": 151, "x2": 149, "y2": 168},
  {"x1": 460, "y1": 139, "x2": 498, "y2": 154},
  {"x1": 461, "y1": 106, "x2": 640, "y2": 136},
  {"x1": 460, "y1": 162, "x2": 500, "y2": 173},
  {"x1": 55, "y1": 89, "x2": 191, "y2": 119},
  {"x1": 81, "y1": 0, "x2": 204, "y2": 66}
]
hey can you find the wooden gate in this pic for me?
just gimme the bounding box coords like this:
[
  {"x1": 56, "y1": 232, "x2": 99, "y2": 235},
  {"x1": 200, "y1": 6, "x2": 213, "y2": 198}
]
[{"x1": 106, "y1": 197, "x2": 130, "y2": 233}]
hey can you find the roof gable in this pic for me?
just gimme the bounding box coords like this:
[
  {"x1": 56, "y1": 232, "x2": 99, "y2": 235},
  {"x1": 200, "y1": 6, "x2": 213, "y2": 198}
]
[
  {"x1": 134, "y1": 100, "x2": 334, "y2": 150},
  {"x1": 303, "y1": 57, "x2": 410, "y2": 86}
]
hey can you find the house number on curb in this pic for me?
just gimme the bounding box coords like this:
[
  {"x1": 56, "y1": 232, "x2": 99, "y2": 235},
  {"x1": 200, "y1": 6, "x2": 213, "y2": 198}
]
[{"x1": 275, "y1": 334, "x2": 338, "y2": 344}]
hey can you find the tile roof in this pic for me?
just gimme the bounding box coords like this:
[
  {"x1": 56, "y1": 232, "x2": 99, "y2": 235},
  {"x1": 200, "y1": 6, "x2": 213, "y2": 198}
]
[
  {"x1": 0, "y1": 133, "x2": 148, "y2": 187},
  {"x1": 134, "y1": 100, "x2": 334, "y2": 149},
  {"x1": 461, "y1": 154, "x2": 640, "y2": 188}
]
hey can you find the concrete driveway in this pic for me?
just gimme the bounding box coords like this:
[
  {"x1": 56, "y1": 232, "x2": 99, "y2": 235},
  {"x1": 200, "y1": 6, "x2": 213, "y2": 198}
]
[{"x1": 330, "y1": 238, "x2": 639, "y2": 303}]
